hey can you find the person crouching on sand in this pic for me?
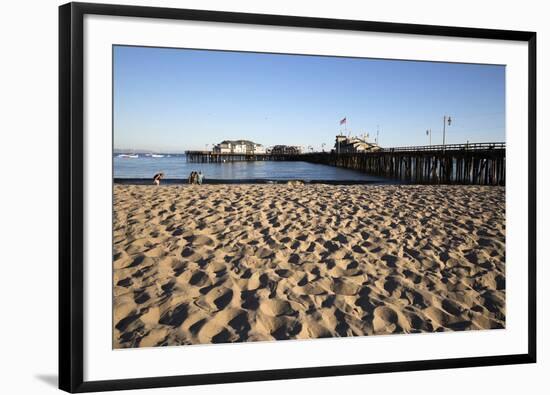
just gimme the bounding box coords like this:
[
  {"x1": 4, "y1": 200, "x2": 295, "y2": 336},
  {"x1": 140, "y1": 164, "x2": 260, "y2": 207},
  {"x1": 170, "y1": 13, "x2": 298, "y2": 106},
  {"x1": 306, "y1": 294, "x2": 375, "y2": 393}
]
[
  {"x1": 197, "y1": 171, "x2": 204, "y2": 185},
  {"x1": 188, "y1": 171, "x2": 196, "y2": 184},
  {"x1": 153, "y1": 172, "x2": 164, "y2": 186}
]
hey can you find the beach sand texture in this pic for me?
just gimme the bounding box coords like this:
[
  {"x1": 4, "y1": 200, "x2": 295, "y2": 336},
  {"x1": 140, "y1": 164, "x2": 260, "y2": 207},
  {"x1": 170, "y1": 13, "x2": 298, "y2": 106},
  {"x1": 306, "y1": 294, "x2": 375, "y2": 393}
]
[{"x1": 113, "y1": 184, "x2": 505, "y2": 348}]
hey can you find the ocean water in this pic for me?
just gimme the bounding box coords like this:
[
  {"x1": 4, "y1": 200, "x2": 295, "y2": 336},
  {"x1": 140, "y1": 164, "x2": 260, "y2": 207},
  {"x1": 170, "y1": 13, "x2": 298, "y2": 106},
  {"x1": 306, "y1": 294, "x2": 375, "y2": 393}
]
[{"x1": 114, "y1": 154, "x2": 388, "y2": 183}]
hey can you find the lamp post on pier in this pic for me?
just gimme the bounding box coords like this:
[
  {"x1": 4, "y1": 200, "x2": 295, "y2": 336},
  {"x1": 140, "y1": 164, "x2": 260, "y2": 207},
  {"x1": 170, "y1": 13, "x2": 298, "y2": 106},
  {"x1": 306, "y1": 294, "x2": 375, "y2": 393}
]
[{"x1": 442, "y1": 115, "x2": 452, "y2": 148}]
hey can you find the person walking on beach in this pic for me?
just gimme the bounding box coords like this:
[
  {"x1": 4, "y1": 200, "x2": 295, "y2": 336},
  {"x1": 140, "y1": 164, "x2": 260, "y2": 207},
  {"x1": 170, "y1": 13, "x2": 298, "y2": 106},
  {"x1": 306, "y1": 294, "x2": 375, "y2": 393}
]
[
  {"x1": 153, "y1": 172, "x2": 164, "y2": 186},
  {"x1": 197, "y1": 171, "x2": 204, "y2": 185}
]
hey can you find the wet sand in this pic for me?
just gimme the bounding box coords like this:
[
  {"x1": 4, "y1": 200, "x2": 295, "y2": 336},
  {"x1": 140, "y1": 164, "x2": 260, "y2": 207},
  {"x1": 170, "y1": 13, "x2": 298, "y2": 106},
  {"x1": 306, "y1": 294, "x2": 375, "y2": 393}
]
[{"x1": 113, "y1": 184, "x2": 505, "y2": 348}]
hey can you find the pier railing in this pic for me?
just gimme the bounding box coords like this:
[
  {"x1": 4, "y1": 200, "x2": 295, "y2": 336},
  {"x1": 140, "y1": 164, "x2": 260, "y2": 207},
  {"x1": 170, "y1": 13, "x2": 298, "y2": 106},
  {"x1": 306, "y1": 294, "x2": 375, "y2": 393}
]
[{"x1": 379, "y1": 142, "x2": 505, "y2": 153}]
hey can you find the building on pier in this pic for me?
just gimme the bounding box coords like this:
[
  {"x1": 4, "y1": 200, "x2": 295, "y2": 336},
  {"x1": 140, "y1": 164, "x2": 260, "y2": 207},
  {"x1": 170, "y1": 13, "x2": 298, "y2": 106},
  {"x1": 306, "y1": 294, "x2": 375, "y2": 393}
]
[
  {"x1": 269, "y1": 145, "x2": 302, "y2": 155},
  {"x1": 213, "y1": 140, "x2": 266, "y2": 154},
  {"x1": 334, "y1": 134, "x2": 381, "y2": 154}
]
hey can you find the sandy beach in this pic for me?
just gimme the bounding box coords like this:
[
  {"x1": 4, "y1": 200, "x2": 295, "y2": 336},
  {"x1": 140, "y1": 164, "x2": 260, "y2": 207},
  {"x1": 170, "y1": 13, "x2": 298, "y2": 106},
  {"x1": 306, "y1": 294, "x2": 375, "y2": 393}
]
[{"x1": 113, "y1": 184, "x2": 505, "y2": 348}]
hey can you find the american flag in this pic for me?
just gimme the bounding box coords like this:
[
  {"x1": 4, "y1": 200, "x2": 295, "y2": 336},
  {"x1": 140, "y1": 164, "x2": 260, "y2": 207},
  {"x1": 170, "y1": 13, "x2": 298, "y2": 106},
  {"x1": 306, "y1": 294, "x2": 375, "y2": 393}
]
[{"x1": 339, "y1": 117, "x2": 347, "y2": 125}]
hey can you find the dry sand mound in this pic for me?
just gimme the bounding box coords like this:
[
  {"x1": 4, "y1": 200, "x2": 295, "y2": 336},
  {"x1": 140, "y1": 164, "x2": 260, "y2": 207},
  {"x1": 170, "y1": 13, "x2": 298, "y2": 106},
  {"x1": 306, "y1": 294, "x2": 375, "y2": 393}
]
[{"x1": 113, "y1": 184, "x2": 505, "y2": 348}]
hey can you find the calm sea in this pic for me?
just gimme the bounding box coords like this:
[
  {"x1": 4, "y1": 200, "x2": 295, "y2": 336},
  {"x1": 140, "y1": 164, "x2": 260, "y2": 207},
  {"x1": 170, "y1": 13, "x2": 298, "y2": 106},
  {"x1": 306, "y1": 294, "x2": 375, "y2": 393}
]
[{"x1": 114, "y1": 154, "x2": 390, "y2": 183}]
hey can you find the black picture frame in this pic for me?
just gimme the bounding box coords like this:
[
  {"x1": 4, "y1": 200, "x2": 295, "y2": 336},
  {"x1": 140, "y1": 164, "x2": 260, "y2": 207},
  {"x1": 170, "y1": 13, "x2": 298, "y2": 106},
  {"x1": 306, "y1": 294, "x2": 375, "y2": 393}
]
[{"x1": 59, "y1": 2, "x2": 537, "y2": 393}]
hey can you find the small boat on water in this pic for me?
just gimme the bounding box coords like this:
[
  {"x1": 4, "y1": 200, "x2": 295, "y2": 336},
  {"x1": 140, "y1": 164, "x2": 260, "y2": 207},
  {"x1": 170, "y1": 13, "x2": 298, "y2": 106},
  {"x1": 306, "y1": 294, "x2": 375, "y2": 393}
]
[
  {"x1": 151, "y1": 154, "x2": 165, "y2": 158},
  {"x1": 118, "y1": 154, "x2": 139, "y2": 159}
]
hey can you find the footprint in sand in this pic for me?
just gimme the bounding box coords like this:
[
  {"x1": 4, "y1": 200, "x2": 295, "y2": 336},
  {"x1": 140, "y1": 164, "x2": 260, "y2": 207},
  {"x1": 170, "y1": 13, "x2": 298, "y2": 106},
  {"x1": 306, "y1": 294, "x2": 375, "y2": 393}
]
[
  {"x1": 373, "y1": 306, "x2": 401, "y2": 334},
  {"x1": 159, "y1": 303, "x2": 188, "y2": 327},
  {"x1": 260, "y1": 299, "x2": 295, "y2": 317},
  {"x1": 185, "y1": 234, "x2": 215, "y2": 247},
  {"x1": 195, "y1": 287, "x2": 234, "y2": 312}
]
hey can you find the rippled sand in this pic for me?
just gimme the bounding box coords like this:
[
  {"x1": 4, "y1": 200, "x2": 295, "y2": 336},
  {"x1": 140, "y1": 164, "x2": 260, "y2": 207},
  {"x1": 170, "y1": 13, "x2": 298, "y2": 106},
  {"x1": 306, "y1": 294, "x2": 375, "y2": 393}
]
[{"x1": 113, "y1": 184, "x2": 505, "y2": 348}]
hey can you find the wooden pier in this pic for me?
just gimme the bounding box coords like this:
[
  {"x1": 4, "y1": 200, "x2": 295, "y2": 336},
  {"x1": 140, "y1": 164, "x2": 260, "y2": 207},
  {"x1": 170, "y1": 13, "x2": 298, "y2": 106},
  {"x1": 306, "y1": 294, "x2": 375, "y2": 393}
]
[
  {"x1": 184, "y1": 151, "x2": 298, "y2": 162},
  {"x1": 299, "y1": 143, "x2": 506, "y2": 185},
  {"x1": 185, "y1": 142, "x2": 505, "y2": 185}
]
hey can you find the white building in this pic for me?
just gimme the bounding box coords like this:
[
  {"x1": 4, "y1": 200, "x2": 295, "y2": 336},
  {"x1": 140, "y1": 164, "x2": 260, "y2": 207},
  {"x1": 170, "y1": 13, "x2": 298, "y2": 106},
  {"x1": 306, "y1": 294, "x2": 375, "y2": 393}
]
[
  {"x1": 213, "y1": 140, "x2": 266, "y2": 154},
  {"x1": 215, "y1": 142, "x2": 232, "y2": 153},
  {"x1": 232, "y1": 142, "x2": 247, "y2": 153}
]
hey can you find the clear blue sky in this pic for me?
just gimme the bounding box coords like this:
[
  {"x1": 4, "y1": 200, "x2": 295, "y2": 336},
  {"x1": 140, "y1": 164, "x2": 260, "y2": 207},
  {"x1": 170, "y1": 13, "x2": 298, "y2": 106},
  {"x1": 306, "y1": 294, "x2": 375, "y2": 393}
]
[{"x1": 113, "y1": 45, "x2": 505, "y2": 152}]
